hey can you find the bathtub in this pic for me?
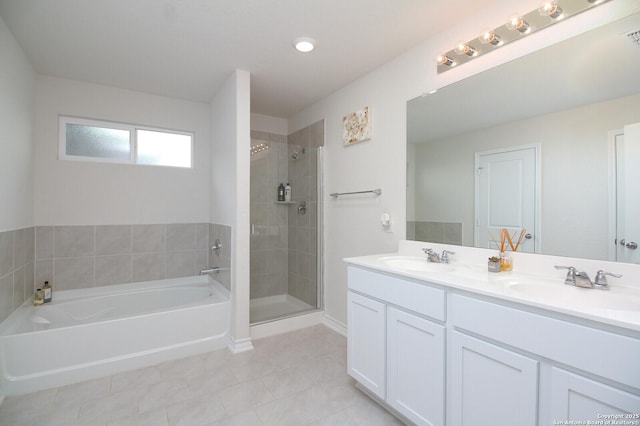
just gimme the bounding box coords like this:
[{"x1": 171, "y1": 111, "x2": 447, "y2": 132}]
[{"x1": 0, "y1": 275, "x2": 230, "y2": 396}]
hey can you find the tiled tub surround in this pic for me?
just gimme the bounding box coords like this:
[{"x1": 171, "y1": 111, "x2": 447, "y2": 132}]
[
  {"x1": 0, "y1": 228, "x2": 35, "y2": 324},
  {"x1": 34, "y1": 223, "x2": 232, "y2": 292},
  {"x1": 406, "y1": 220, "x2": 463, "y2": 245}
]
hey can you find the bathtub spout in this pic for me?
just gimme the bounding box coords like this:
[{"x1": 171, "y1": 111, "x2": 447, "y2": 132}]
[{"x1": 200, "y1": 267, "x2": 220, "y2": 275}]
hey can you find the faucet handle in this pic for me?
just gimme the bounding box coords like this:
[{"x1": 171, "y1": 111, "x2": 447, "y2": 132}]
[
  {"x1": 594, "y1": 270, "x2": 622, "y2": 289},
  {"x1": 555, "y1": 266, "x2": 577, "y2": 285},
  {"x1": 441, "y1": 250, "x2": 455, "y2": 263}
]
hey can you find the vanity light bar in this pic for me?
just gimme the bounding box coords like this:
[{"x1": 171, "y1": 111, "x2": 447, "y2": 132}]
[{"x1": 436, "y1": 0, "x2": 610, "y2": 73}]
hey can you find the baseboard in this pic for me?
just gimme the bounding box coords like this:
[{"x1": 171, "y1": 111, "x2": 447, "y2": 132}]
[
  {"x1": 323, "y1": 313, "x2": 347, "y2": 337},
  {"x1": 228, "y1": 336, "x2": 254, "y2": 354}
]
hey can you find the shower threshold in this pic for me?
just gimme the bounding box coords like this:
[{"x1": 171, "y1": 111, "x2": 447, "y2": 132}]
[{"x1": 250, "y1": 294, "x2": 314, "y2": 324}]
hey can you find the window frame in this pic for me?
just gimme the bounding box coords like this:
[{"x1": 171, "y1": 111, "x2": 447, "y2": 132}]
[{"x1": 58, "y1": 115, "x2": 194, "y2": 168}]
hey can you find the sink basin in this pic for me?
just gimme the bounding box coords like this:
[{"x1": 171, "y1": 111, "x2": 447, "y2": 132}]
[
  {"x1": 377, "y1": 256, "x2": 465, "y2": 273},
  {"x1": 505, "y1": 281, "x2": 640, "y2": 312}
]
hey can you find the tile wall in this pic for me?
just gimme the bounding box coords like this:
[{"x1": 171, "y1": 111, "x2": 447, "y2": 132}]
[
  {"x1": 0, "y1": 227, "x2": 35, "y2": 323},
  {"x1": 407, "y1": 220, "x2": 463, "y2": 245},
  {"x1": 250, "y1": 131, "x2": 289, "y2": 299},
  {"x1": 287, "y1": 120, "x2": 323, "y2": 307},
  {"x1": 249, "y1": 120, "x2": 323, "y2": 307},
  {"x1": 34, "y1": 223, "x2": 232, "y2": 292}
]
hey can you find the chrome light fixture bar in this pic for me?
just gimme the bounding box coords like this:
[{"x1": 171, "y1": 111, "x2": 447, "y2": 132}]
[{"x1": 436, "y1": 0, "x2": 610, "y2": 73}]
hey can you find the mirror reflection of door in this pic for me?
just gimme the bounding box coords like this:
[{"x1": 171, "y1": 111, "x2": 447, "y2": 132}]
[
  {"x1": 475, "y1": 146, "x2": 538, "y2": 254},
  {"x1": 616, "y1": 123, "x2": 640, "y2": 264}
]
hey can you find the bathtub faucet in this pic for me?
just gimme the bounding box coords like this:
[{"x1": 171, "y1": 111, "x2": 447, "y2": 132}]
[{"x1": 199, "y1": 267, "x2": 221, "y2": 275}]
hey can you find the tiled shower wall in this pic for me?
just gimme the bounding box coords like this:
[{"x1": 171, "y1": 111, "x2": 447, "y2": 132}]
[
  {"x1": 0, "y1": 227, "x2": 35, "y2": 323},
  {"x1": 250, "y1": 131, "x2": 289, "y2": 299},
  {"x1": 34, "y1": 223, "x2": 232, "y2": 292},
  {"x1": 287, "y1": 120, "x2": 323, "y2": 307},
  {"x1": 249, "y1": 120, "x2": 323, "y2": 307}
]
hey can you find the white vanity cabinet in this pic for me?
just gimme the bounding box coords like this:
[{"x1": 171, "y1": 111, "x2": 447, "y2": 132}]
[
  {"x1": 448, "y1": 331, "x2": 538, "y2": 426},
  {"x1": 346, "y1": 262, "x2": 640, "y2": 426},
  {"x1": 347, "y1": 267, "x2": 446, "y2": 426},
  {"x1": 347, "y1": 291, "x2": 386, "y2": 399},
  {"x1": 450, "y1": 294, "x2": 640, "y2": 425},
  {"x1": 550, "y1": 367, "x2": 640, "y2": 421},
  {"x1": 387, "y1": 306, "x2": 445, "y2": 426}
]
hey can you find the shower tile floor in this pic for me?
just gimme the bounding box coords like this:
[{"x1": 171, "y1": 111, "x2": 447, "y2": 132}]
[
  {"x1": 0, "y1": 324, "x2": 404, "y2": 426},
  {"x1": 250, "y1": 294, "x2": 314, "y2": 324}
]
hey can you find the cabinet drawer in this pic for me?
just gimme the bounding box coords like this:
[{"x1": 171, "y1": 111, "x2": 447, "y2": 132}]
[
  {"x1": 348, "y1": 266, "x2": 445, "y2": 321},
  {"x1": 451, "y1": 294, "x2": 640, "y2": 390}
]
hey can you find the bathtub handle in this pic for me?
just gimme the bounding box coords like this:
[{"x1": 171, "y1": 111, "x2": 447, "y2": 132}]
[
  {"x1": 211, "y1": 239, "x2": 222, "y2": 256},
  {"x1": 200, "y1": 267, "x2": 221, "y2": 275}
]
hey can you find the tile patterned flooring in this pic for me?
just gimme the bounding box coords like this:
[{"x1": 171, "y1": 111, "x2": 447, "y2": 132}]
[{"x1": 0, "y1": 325, "x2": 405, "y2": 426}]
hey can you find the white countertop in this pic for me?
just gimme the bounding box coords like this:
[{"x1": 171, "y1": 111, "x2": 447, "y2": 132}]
[{"x1": 345, "y1": 242, "x2": 640, "y2": 333}]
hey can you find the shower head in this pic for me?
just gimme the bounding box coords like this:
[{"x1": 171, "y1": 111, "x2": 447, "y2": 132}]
[{"x1": 291, "y1": 147, "x2": 305, "y2": 160}]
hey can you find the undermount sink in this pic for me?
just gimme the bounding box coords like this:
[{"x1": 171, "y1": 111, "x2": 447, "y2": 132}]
[
  {"x1": 377, "y1": 256, "x2": 461, "y2": 273},
  {"x1": 504, "y1": 280, "x2": 640, "y2": 312}
]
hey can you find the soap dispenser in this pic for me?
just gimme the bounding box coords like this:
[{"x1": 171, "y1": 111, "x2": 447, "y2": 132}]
[
  {"x1": 284, "y1": 183, "x2": 292, "y2": 202},
  {"x1": 278, "y1": 183, "x2": 285, "y2": 201},
  {"x1": 42, "y1": 281, "x2": 52, "y2": 303}
]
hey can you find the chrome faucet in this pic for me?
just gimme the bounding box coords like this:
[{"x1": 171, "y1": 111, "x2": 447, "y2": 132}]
[
  {"x1": 593, "y1": 270, "x2": 622, "y2": 290},
  {"x1": 555, "y1": 266, "x2": 621, "y2": 290},
  {"x1": 422, "y1": 248, "x2": 455, "y2": 263},
  {"x1": 200, "y1": 267, "x2": 220, "y2": 275}
]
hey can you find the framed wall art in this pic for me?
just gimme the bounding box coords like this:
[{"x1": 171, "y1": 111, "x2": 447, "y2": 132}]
[{"x1": 342, "y1": 106, "x2": 372, "y2": 145}]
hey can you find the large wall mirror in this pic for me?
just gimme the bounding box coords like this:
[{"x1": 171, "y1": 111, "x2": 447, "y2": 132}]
[{"x1": 407, "y1": 12, "x2": 640, "y2": 264}]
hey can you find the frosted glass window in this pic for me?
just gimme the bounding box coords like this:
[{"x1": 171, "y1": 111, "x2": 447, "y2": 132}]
[
  {"x1": 136, "y1": 129, "x2": 192, "y2": 168},
  {"x1": 65, "y1": 123, "x2": 131, "y2": 160},
  {"x1": 59, "y1": 116, "x2": 193, "y2": 168}
]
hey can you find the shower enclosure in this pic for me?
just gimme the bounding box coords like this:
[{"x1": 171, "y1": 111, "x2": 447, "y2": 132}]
[{"x1": 249, "y1": 120, "x2": 324, "y2": 324}]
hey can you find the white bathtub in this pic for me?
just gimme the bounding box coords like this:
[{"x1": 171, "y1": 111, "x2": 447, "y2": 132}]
[{"x1": 0, "y1": 275, "x2": 230, "y2": 396}]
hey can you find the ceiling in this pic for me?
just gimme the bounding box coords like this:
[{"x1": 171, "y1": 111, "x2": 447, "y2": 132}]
[{"x1": 0, "y1": 0, "x2": 495, "y2": 118}]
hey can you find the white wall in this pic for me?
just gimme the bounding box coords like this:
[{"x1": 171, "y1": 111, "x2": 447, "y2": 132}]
[
  {"x1": 251, "y1": 113, "x2": 287, "y2": 135},
  {"x1": 33, "y1": 75, "x2": 211, "y2": 226},
  {"x1": 210, "y1": 70, "x2": 252, "y2": 346},
  {"x1": 0, "y1": 14, "x2": 35, "y2": 231},
  {"x1": 289, "y1": 1, "x2": 640, "y2": 326}
]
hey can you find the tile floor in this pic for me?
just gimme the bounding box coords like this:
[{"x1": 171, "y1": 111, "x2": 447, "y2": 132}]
[{"x1": 0, "y1": 325, "x2": 405, "y2": 426}]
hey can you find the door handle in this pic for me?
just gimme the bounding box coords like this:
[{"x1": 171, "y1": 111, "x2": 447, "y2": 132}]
[
  {"x1": 525, "y1": 233, "x2": 532, "y2": 239},
  {"x1": 626, "y1": 241, "x2": 638, "y2": 250}
]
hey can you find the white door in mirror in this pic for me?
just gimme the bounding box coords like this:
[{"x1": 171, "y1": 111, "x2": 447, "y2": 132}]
[
  {"x1": 476, "y1": 146, "x2": 537, "y2": 253},
  {"x1": 617, "y1": 122, "x2": 640, "y2": 264}
]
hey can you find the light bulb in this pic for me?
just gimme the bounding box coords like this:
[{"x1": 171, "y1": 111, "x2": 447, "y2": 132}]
[
  {"x1": 507, "y1": 16, "x2": 530, "y2": 33},
  {"x1": 455, "y1": 42, "x2": 477, "y2": 56},
  {"x1": 479, "y1": 30, "x2": 502, "y2": 46},
  {"x1": 436, "y1": 54, "x2": 455, "y2": 66},
  {"x1": 539, "y1": 2, "x2": 563, "y2": 19}
]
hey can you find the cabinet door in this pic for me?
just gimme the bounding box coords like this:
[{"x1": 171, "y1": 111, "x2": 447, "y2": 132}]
[
  {"x1": 449, "y1": 331, "x2": 539, "y2": 426},
  {"x1": 347, "y1": 291, "x2": 386, "y2": 399},
  {"x1": 550, "y1": 367, "x2": 640, "y2": 422},
  {"x1": 387, "y1": 307, "x2": 445, "y2": 426}
]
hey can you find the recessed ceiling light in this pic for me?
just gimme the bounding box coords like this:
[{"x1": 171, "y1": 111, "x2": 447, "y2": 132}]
[{"x1": 293, "y1": 37, "x2": 316, "y2": 53}]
